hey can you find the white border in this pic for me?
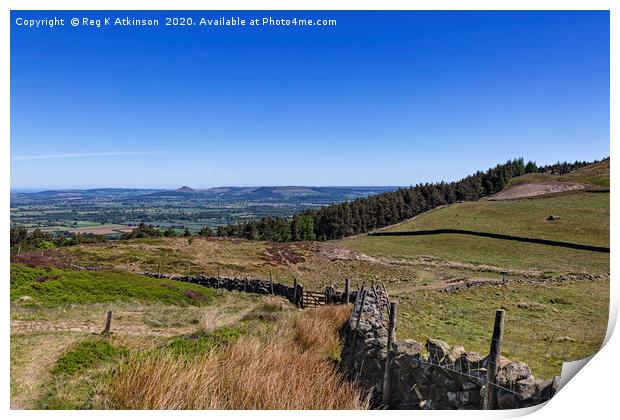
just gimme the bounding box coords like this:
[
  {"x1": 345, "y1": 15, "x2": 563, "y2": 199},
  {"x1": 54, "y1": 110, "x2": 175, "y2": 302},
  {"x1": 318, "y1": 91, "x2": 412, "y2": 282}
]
[{"x1": 1, "y1": 2, "x2": 615, "y2": 420}]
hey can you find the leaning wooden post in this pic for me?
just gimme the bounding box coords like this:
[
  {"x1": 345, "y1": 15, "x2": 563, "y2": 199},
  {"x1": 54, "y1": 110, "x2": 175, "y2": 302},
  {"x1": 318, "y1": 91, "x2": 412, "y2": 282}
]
[
  {"x1": 483, "y1": 309, "x2": 505, "y2": 410},
  {"x1": 344, "y1": 278, "x2": 350, "y2": 304},
  {"x1": 382, "y1": 301, "x2": 398, "y2": 406},
  {"x1": 292, "y1": 278, "x2": 298, "y2": 304},
  {"x1": 103, "y1": 310, "x2": 113, "y2": 335}
]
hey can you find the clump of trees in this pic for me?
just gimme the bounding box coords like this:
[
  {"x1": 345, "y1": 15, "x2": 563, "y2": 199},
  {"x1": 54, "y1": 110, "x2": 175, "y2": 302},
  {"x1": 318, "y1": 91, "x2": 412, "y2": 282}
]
[
  {"x1": 121, "y1": 222, "x2": 163, "y2": 239},
  {"x1": 215, "y1": 213, "x2": 316, "y2": 242},
  {"x1": 10, "y1": 227, "x2": 107, "y2": 252}
]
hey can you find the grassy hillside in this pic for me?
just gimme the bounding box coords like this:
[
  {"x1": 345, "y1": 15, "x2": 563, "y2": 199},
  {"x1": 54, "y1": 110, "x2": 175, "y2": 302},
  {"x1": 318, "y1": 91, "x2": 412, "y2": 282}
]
[
  {"x1": 388, "y1": 192, "x2": 608, "y2": 246},
  {"x1": 508, "y1": 158, "x2": 609, "y2": 188},
  {"x1": 342, "y1": 233, "x2": 608, "y2": 273},
  {"x1": 339, "y1": 177, "x2": 609, "y2": 274},
  {"x1": 335, "y1": 161, "x2": 610, "y2": 379},
  {"x1": 396, "y1": 278, "x2": 608, "y2": 379}
]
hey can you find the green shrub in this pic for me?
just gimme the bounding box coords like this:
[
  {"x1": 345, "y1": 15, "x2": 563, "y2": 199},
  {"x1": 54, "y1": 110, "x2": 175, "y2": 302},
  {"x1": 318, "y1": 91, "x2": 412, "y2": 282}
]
[
  {"x1": 52, "y1": 339, "x2": 128, "y2": 376},
  {"x1": 37, "y1": 240, "x2": 56, "y2": 250}
]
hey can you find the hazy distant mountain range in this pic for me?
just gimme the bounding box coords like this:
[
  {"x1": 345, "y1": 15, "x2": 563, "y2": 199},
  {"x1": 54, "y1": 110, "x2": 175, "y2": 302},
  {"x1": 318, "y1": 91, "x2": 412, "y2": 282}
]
[
  {"x1": 11, "y1": 186, "x2": 399, "y2": 207},
  {"x1": 12, "y1": 186, "x2": 397, "y2": 202}
]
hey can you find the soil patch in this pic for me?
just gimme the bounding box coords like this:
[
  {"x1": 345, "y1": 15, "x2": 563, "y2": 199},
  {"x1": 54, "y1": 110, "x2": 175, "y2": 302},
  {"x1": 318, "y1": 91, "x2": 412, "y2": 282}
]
[{"x1": 488, "y1": 182, "x2": 585, "y2": 200}]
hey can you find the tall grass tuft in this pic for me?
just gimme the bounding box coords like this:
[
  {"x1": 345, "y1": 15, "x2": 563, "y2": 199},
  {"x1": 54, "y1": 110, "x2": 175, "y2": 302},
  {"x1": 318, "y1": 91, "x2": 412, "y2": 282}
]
[{"x1": 105, "y1": 305, "x2": 369, "y2": 409}]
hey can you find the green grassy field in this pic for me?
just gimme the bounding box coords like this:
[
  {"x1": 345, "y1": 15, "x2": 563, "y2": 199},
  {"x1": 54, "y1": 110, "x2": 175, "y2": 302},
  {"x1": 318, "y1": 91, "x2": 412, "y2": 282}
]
[
  {"x1": 395, "y1": 277, "x2": 608, "y2": 379},
  {"x1": 343, "y1": 233, "x2": 609, "y2": 274},
  {"x1": 339, "y1": 191, "x2": 609, "y2": 274},
  {"x1": 390, "y1": 192, "x2": 609, "y2": 246}
]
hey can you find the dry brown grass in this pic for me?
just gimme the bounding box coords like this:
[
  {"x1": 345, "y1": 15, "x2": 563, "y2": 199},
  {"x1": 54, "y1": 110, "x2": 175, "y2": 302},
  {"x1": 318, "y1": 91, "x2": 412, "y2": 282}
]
[
  {"x1": 104, "y1": 305, "x2": 369, "y2": 409},
  {"x1": 292, "y1": 305, "x2": 351, "y2": 357}
]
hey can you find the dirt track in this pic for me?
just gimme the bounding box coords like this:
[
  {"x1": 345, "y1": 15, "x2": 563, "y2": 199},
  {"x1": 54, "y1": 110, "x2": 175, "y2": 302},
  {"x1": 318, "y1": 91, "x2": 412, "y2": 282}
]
[{"x1": 488, "y1": 181, "x2": 585, "y2": 200}]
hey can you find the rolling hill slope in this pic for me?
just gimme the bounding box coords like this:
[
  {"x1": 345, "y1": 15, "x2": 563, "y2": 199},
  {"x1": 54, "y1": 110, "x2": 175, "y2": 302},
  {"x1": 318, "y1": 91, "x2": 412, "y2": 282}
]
[{"x1": 338, "y1": 161, "x2": 609, "y2": 274}]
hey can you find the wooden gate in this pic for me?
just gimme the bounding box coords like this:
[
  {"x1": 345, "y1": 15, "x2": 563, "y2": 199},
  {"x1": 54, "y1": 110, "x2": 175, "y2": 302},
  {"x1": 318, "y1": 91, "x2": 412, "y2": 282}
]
[{"x1": 302, "y1": 290, "x2": 325, "y2": 308}]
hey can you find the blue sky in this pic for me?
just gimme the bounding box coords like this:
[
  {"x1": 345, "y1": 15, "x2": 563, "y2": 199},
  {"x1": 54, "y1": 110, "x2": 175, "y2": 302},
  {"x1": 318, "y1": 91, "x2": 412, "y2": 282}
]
[{"x1": 10, "y1": 11, "x2": 609, "y2": 189}]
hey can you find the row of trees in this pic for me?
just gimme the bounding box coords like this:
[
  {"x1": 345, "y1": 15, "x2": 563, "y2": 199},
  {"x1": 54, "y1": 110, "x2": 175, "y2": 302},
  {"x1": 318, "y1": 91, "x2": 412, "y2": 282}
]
[
  {"x1": 215, "y1": 158, "x2": 537, "y2": 241},
  {"x1": 539, "y1": 160, "x2": 598, "y2": 175}
]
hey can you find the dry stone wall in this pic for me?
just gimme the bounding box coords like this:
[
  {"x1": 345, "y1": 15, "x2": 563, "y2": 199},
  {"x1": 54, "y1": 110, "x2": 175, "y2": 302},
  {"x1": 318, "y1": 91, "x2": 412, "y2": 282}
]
[
  {"x1": 340, "y1": 286, "x2": 560, "y2": 410},
  {"x1": 142, "y1": 272, "x2": 357, "y2": 306},
  {"x1": 144, "y1": 272, "x2": 297, "y2": 301},
  {"x1": 144, "y1": 271, "x2": 558, "y2": 410}
]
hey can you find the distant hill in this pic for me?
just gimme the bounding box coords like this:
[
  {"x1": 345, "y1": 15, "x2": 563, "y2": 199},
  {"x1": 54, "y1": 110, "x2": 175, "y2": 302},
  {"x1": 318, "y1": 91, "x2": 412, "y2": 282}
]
[
  {"x1": 145, "y1": 186, "x2": 397, "y2": 202},
  {"x1": 176, "y1": 186, "x2": 196, "y2": 193}
]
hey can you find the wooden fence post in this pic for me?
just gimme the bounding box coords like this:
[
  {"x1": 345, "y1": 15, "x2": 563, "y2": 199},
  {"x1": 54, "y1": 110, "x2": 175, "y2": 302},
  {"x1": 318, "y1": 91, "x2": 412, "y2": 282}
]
[
  {"x1": 483, "y1": 309, "x2": 505, "y2": 410},
  {"x1": 348, "y1": 289, "x2": 368, "y2": 368},
  {"x1": 344, "y1": 278, "x2": 350, "y2": 304},
  {"x1": 103, "y1": 310, "x2": 113, "y2": 334},
  {"x1": 382, "y1": 301, "x2": 398, "y2": 406},
  {"x1": 292, "y1": 278, "x2": 298, "y2": 304},
  {"x1": 157, "y1": 258, "x2": 161, "y2": 278},
  {"x1": 269, "y1": 271, "x2": 274, "y2": 295},
  {"x1": 299, "y1": 284, "x2": 304, "y2": 309},
  {"x1": 17, "y1": 246, "x2": 21, "y2": 255}
]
